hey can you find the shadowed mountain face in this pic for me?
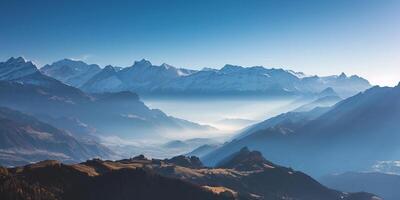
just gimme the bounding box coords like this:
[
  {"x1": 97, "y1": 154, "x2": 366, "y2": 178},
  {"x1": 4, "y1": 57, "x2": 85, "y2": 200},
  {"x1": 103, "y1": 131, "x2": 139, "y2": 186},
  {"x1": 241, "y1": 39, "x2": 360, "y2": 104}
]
[
  {"x1": 41, "y1": 59, "x2": 101, "y2": 87},
  {"x1": 0, "y1": 57, "x2": 213, "y2": 140},
  {"x1": 0, "y1": 107, "x2": 114, "y2": 166},
  {"x1": 0, "y1": 149, "x2": 380, "y2": 200},
  {"x1": 164, "y1": 155, "x2": 204, "y2": 168},
  {"x1": 42, "y1": 58, "x2": 371, "y2": 98},
  {"x1": 203, "y1": 84, "x2": 400, "y2": 176},
  {"x1": 292, "y1": 94, "x2": 342, "y2": 112},
  {"x1": 320, "y1": 172, "x2": 400, "y2": 200}
]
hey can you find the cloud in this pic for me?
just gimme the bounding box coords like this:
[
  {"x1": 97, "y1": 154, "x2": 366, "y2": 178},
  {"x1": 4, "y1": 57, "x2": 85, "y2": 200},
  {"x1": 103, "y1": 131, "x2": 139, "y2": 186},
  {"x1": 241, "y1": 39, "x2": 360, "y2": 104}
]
[{"x1": 71, "y1": 54, "x2": 94, "y2": 62}]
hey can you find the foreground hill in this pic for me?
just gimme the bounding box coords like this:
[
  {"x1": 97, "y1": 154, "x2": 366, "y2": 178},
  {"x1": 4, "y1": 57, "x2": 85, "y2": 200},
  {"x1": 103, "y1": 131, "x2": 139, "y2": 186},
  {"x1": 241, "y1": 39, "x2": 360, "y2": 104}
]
[
  {"x1": 0, "y1": 160, "x2": 230, "y2": 200},
  {"x1": 42, "y1": 58, "x2": 371, "y2": 98},
  {"x1": 0, "y1": 57, "x2": 213, "y2": 139},
  {"x1": 203, "y1": 83, "x2": 400, "y2": 176},
  {"x1": 320, "y1": 172, "x2": 400, "y2": 200},
  {"x1": 0, "y1": 107, "x2": 114, "y2": 166},
  {"x1": 0, "y1": 149, "x2": 380, "y2": 200}
]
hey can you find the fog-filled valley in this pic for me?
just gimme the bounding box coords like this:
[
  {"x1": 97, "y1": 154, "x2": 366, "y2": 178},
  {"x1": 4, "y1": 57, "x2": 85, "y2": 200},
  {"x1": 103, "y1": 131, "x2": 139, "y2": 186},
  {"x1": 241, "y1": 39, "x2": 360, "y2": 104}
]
[
  {"x1": 0, "y1": 53, "x2": 400, "y2": 200},
  {"x1": 2, "y1": 1, "x2": 399, "y2": 199},
  {"x1": 0, "y1": 57, "x2": 361, "y2": 159},
  {"x1": 0, "y1": 56, "x2": 397, "y2": 200},
  {"x1": 143, "y1": 97, "x2": 302, "y2": 134}
]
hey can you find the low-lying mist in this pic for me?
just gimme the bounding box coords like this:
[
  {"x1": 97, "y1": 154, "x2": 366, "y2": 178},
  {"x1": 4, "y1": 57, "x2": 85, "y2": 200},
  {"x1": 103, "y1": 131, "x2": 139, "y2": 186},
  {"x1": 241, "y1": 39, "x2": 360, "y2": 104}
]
[
  {"x1": 97, "y1": 96, "x2": 309, "y2": 159},
  {"x1": 143, "y1": 96, "x2": 306, "y2": 134}
]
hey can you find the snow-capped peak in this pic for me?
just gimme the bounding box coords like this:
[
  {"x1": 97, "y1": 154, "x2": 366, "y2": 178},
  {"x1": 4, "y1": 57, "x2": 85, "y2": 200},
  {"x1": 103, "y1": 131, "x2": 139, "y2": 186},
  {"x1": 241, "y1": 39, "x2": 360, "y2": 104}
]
[
  {"x1": 133, "y1": 59, "x2": 152, "y2": 68},
  {"x1": 288, "y1": 70, "x2": 309, "y2": 78},
  {"x1": 6, "y1": 56, "x2": 27, "y2": 64},
  {"x1": 338, "y1": 72, "x2": 347, "y2": 79},
  {"x1": 104, "y1": 65, "x2": 115, "y2": 70},
  {"x1": 160, "y1": 63, "x2": 174, "y2": 69},
  {"x1": 54, "y1": 58, "x2": 86, "y2": 66},
  {"x1": 220, "y1": 64, "x2": 244, "y2": 73},
  {"x1": 201, "y1": 67, "x2": 218, "y2": 72},
  {"x1": 0, "y1": 57, "x2": 38, "y2": 81}
]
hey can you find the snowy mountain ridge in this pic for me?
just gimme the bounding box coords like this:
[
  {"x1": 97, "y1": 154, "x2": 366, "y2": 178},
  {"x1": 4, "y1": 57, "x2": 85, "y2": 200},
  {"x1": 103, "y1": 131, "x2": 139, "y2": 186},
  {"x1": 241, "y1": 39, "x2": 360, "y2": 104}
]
[{"x1": 6, "y1": 57, "x2": 372, "y2": 98}]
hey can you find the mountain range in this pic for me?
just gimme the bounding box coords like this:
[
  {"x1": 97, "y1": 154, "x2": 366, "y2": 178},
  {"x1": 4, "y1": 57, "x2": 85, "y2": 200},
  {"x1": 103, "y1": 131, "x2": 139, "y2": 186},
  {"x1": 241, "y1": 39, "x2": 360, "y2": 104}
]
[
  {"x1": 0, "y1": 56, "x2": 221, "y2": 166},
  {"x1": 0, "y1": 148, "x2": 380, "y2": 200},
  {"x1": 41, "y1": 58, "x2": 371, "y2": 98},
  {"x1": 202, "y1": 83, "x2": 400, "y2": 176},
  {"x1": 0, "y1": 57, "x2": 213, "y2": 141},
  {"x1": 0, "y1": 56, "x2": 393, "y2": 200},
  {"x1": 41, "y1": 59, "x2": 102, "y2": 87}
]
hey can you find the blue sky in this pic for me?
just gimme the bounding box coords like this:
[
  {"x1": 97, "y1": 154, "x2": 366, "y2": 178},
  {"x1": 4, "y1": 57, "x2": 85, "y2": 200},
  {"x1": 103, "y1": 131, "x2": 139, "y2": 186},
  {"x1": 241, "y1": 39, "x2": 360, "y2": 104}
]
[{"x1": 0, "y1": 0, "x2": 399, "y2": 86}]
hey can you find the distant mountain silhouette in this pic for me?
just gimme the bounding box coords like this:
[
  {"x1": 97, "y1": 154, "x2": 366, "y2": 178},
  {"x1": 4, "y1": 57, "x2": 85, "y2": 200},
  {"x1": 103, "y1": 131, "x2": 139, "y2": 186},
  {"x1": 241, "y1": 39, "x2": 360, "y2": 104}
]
[
  {"x1": 186, "y1": 144, "x2": 221, "y2": 158},
  {"x1": 292, "y1": 93, "x2": 342, "y2": 112},
  {"x1": 0, "y1": 107, "x2": 113, "y2": 166},
  {"x1": 320, "y1": 172, "x2": 400, "y2": 200},
  {"x1": 203, "y1": 83, "x2": 400, "y2": 176}
]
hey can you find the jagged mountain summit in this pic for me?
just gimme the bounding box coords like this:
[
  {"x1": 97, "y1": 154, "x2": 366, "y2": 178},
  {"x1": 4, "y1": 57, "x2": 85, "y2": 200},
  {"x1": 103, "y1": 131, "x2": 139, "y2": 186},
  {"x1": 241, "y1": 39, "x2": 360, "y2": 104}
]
[
  {"x1": 81, "y1": 59, "x2": 197, "y2": 94},
  {"x1": 0, "y1": 57, "x2": 36, "y2": 81},
  {"x1": 0, "y1": 57, "x2": 66, "y2": 87},
  {"x1": 41, "y1": 58, "x2": 371, "y2": 98},
  {"x1": 0, "y1": 150, "x2": 380, "y2": 200},
  {"x1": 41, "y1": 59, "x2": 101, "y2": 87},
  {"x1": 216, "y1": 147, "x2": 276, "y2": 171}
]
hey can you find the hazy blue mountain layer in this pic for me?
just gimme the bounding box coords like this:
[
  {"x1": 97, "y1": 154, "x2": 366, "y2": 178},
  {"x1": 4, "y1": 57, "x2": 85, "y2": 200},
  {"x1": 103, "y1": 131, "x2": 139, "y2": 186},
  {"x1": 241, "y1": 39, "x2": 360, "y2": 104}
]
[
  {"x1": 0, "y1": 107, "x2": 114, "y2": 166},
  {"x1": 320, "y1": 172, "x2": 400, "y2": 200},
  {"x1": 203, "y1": 83, "x2": 400, "y2": 176},
  {"x1": 0, "y1": 57, "x2": 213, "y2": 140}
]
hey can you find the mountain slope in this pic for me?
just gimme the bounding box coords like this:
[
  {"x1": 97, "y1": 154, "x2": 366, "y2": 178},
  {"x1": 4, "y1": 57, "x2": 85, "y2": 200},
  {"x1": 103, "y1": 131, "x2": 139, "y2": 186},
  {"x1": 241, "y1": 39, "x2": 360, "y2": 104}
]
[
  {"x1": 0, "y1": 107, "x2": 113, "y2": 166},
  {"x1": 121, "y1": 63, "x2": 370, "y2": 97},
  {"x1": 0, "y1": 57, "x2": 81, "y2": 89},
  {"x1": 41, "y1": 59, "x2": 101, "y2": 87},
  {"x1": 292, "y1": 95, "x2": 342, "y2": 112},
  {"x1": 0, "y1": 151, "x2": 380, "y2": 200},
  {"x1": 205, "y1": 148, "x2": 379, "y2": 200},
  {"x1": 320, "y1": 172, "x2": 400, "y2": 200},
  {"x1": 0, "y1": 160, "x2": 231, "y2": 200},
  {"x1": 216, "y1": 147, "x2": 276, "y2": 171},
  {"x1": 0, "y1": 57, "x2": 213, "y2": 140},
  {"x1": 81, "y1": 59, "x2": 196, "y2": 94},
  {"x1": 186, "y1": 144, "x2": 221, "y2": 158},
  {"x1": 0, "y1": 57, "x2": 37, "y2": 81},
  {"x1": 41, "y1": 58, "x2": 371, "y2": 97},
  {"x1": 203, "y1": 83, "x2": 400, "y2": 176},
  {"x1": 81, "y1": 65, "x2": 123, "y2": 93}
]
